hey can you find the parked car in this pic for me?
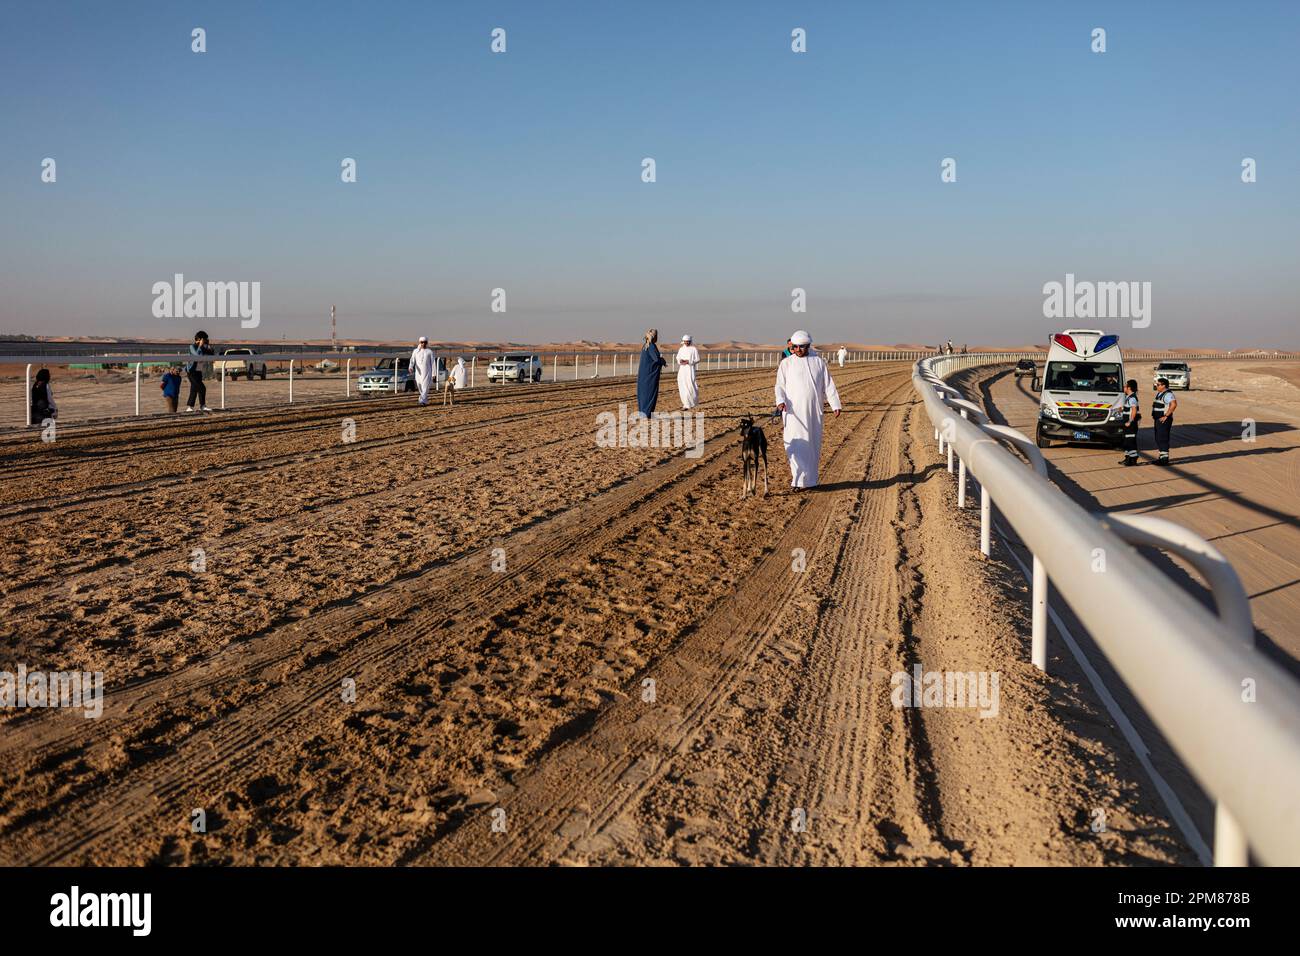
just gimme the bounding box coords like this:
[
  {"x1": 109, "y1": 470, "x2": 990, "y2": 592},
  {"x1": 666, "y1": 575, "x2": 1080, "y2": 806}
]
[
  {"x1": 356, "y1": 356, "x2": 447, "y2": 395},
  {"x1": 1153, "y1": 360, "x2": 1192, "y2": 390},
  {"x1": 487, "y1": 353, "x2": 542, "y2": 383},
  {"x1": 1014, "y1": 358, "x2": 1037, "y2": 378},
  {"x1": 214, "y1": 347, "x2": 267, "y2": 380}
]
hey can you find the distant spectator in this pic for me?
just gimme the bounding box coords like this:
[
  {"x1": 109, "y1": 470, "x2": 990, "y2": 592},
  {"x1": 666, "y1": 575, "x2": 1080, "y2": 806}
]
[
  {"x1": 160, "y1": 365, "x2": 182, "y2": 413},
  {"x1": 30, "y1": 368, "x2": 57, "y2": 424},
  {"x1": 185, "y1": 330, "x2": 214, "y2": 412}
]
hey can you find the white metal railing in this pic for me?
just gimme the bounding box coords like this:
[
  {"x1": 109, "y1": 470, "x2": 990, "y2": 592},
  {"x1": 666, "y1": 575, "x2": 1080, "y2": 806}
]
[
  {"x1": 915, "y1": 353, "x2": 1300, "y2": 866},
  {"x1": 14, "y1": 351, "x2": 404, "y2": 427},
  {"x1": 10, "y1": 347, "x2": 942, "y2": 427}
]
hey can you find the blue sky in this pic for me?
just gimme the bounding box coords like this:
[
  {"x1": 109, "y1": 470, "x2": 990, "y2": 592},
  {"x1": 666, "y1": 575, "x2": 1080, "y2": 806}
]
[{"x1": 2, "y1": 0, "x2": 1296, "y2": 347}]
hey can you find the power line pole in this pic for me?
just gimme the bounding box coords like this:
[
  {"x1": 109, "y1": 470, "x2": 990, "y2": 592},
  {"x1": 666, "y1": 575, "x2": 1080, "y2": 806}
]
[{"x1": 330, "y1": 304, "x2": 337, "y2": 351}]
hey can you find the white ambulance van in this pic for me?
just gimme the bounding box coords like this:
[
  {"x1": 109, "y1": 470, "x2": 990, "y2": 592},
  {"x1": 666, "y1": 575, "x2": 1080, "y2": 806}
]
[{"x1": 1035, "y1": 330, "x2": 1126, "y2": 448}]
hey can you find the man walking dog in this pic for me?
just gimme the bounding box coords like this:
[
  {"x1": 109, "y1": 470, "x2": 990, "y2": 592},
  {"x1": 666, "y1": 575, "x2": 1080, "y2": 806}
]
[{"x1": 774, "y1": 329, "x2": 841, "y2": 491}]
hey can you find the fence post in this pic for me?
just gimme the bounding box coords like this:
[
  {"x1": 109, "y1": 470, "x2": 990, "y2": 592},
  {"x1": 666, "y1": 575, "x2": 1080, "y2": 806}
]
[
  {"x1": 1031, "y1": 555, "x2": 1048, "y2": 669},
  {"x1": 135, "y1": 363, "x2": 141, "y2": 416},
  {"x1": 574, "y1": 354, "x2": 578, "y2": 381},
  {"x1": 289, "y1": 360, "x2": 295, "y2": 403},
  {"x1": 552, "y1": 355, "x2": 557, "y2": 383},
  {"x1": 25, "y1": 363, "x2": 32, "y2": 426},
  {"x1": 595, "y1": 353, "x2": 600, "y2": 379},
  {"x1": 980, "y1": 486, "x2": 991, "y2": 556},
  {"x1": 346, "y1": 358, "x2": 351, "y2": 396},
  {"x1": 471, "y1": 356, "x2": 476, "y2": 388},
  {"x1": 221, "y1": 363, "x2": 226, "y2": 409},
  {"x1": 957, "y1": 409, "x2": 967, "y2": 507}
]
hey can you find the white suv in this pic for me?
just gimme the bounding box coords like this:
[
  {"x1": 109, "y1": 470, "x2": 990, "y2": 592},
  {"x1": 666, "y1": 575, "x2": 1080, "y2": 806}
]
[
  {"x1": 1153, "y1": 361, "x2": 1191, "y2": 390},
  {"x1": 487, "y1": 353, "x2": 542, "y2": 383}
]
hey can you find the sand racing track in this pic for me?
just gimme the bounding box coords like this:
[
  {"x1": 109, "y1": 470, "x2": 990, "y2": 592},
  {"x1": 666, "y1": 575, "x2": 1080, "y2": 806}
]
[{"x1": 0, "y1": 364, "x2": 1196, "y2": 865}]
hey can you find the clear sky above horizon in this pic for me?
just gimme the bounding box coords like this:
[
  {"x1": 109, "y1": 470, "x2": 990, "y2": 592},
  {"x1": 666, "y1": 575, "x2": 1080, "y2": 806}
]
[{"x1": 2, "y1": 0, "x2": 1297, "y2": 348}]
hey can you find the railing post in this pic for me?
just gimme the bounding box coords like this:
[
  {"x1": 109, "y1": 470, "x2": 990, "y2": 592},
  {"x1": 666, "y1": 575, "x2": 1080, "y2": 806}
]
[
  {"x1": 25, "y1": 363, "x2": 32, "y2": 426},
  {"x1": 135, "y1": 362, "x2": 141, "y2": 416},
  {"x1": 221, "y1": 363, "x2": 226, "y2": 409},
  {"x1": 1031, "y1": 555, "x2": 1048, "y2": 669},
  {"x1": 346, "y1": 358, "x2": 351, "y2": 396},
  {"x1": 595, "y1": 353, "x2": 600, "y2": 379},
  {"x1": 471, "y1": 356, "x2": 476, "y2": 388},
  {"x1": 289, "y1": 360, "x2": 295, "y2": 403},
  {"x1": 957, "y1": 409, "x2": 968, "y2": 508},
  {"x1": 980, "y1": 486, "x2": 991, "y2": 556},
  {"x1": 574, "y1": 354, "x2": 578, "y2": 381},
  {"x1": 552, "y1": 354, "x2": 557, "y2": 383}
]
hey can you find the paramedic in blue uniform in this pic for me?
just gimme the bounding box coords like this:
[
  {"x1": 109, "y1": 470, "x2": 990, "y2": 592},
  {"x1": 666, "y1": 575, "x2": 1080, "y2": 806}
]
[
  {"x1": 1118, "y1": 379, "x2": 1140, "y2": 466},
  {"x1": 1152, "y1": 377, "x2": 1178, "y2": 465}
]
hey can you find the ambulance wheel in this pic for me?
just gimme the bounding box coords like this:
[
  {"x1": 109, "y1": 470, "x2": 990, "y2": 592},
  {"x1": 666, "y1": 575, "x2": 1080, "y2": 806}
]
[{"x1": 1035, "y1": 424, "x2": 1052, "y2": 449}]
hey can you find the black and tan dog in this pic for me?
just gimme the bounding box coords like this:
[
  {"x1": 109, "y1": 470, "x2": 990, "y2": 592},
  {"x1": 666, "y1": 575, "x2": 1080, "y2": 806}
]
[{"x1": 739, "y1": 416, "x2": 769, "y2": 497}]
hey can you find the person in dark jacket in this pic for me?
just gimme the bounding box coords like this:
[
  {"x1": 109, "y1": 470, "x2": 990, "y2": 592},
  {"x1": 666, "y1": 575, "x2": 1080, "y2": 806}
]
[
  {"x1": 635, "y1": 328, "x2": 666, "y2": 418},
  {"x1": 185, "y1": 330, "x2": 214, "y2": 412},
  {"x1": 160, "y1": 366, "x2": 182, "y2": 413},
  {"x1": 30, "y1": 368, "x2": 57, "y2": 424}
]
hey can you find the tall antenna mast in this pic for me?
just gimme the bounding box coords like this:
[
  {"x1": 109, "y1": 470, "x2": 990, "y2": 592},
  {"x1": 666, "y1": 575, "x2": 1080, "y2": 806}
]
[{"x1": 330, "y1": 304, "x2": 337, "y2": 351}]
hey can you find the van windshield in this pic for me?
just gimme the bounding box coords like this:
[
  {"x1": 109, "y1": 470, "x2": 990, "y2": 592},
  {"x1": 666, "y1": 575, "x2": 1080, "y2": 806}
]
[{"x1": 1045, "y1": 362, "x2": 1122, "y2": 392}]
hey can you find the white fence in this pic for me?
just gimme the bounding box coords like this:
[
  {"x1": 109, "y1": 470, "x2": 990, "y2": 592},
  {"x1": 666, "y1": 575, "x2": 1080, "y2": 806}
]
[
  {"x1": 7, "y1": 347, "x2": 929, "y2": 427},
  {"x1": 914, "y1": 353, "x2": 1300, "y2": 866}
]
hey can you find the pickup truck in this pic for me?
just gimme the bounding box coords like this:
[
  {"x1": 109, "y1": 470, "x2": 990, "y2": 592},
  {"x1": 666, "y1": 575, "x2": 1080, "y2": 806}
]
[{"x1": 214, "y1": 348, "x2": 268, "y2": 380}]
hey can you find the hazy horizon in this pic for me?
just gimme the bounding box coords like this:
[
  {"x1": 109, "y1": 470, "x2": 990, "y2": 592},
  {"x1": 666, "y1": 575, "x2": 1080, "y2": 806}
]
[{"x1": 3, "y1": 1, "x2": 1297, "y2": 349}]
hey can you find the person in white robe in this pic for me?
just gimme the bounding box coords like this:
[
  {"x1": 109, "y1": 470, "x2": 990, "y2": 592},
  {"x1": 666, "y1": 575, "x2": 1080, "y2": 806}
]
[
  {"x1": 837, "y1": 345, "x2": 848, "y2": 368},
  {"x1": 774, "y1": 330, "x2": 841, "y2": 490},
  {"x1": 676, "y1": 334, "x2": 700, "y2": 410},
  {"x1": 443, "y1": 356, "x2": 467, "y2": 406},
  {"x1": 410, "y1": 336, "x2": 436, "y2": 405}
]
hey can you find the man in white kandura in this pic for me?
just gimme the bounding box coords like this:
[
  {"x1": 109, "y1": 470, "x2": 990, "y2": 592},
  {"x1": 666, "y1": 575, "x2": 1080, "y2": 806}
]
[
  {"x1": 837, "y1": 345, "x2": 848, "y2": 368},
  {"x1": 410, "y1": 336, "x2": 436, "y2": 406},
  {"x1": 774, "y1": 330, "x2": 841, "y2": 491},
  {"x1": 676, "y1": 334, "x2": 700, "y2": 410}
]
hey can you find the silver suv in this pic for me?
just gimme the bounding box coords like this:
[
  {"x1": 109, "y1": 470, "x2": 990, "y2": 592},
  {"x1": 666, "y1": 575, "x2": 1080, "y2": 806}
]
[{"x1": 357, "y1": 357, "x2": 413, "y2": 394}]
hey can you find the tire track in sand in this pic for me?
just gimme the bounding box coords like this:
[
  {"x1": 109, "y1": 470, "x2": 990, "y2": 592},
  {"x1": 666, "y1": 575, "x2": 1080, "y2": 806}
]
[{"x1": 419, "y1": 375, "x2": 914, "y2": 865}]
